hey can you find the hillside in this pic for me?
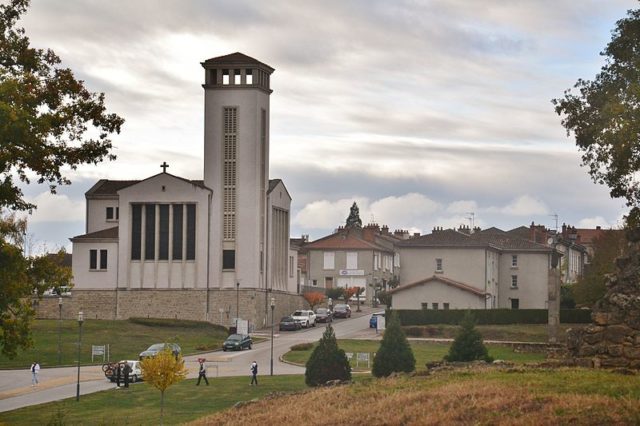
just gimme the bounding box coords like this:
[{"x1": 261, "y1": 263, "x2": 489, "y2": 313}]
[{"x1": 189, "y1": 366, "x2": 640, "y2": 425}]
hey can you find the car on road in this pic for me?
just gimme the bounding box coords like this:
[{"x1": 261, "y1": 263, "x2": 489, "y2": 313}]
[
  {"x1": 223, "y1": 334, "x2": 253, "y2": 351},
  {"x1": 139, "y1": 343, "x2": 181, "y2": 360},
  {"x1": 369, "y1": 311, "x2": 385, "y2": 328},
  {"x1": 104, "y1": 360, "x2": 143, "y2": 383},
  {"x1": 291, "y1": 310, "x2": 317, "y2": 328},
  {"x1": 279, "y1": 316, "x2": 302, "y2": 331},
  {"x1": 315, "y1": 307, "x2": 333, "y2": 323},
  {"x1": 332, "y1": 304, "x2": 351, "y2": 318}
]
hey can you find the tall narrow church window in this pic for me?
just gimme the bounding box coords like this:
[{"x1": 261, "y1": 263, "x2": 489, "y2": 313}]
[
  {"x1": 159, "y1": 204, "x2": 169, "y2": 260},
  {"x1": 172, "y1": 204, "x2": 183, "y2": 260},
  {"x1": 222, "y1": 249, "x2": 235, "y2": 270},
  {"x1": 100, "y1": 249, "x2": 108, "y2": 269},
  {"x1": 234, "y1": 69, "x2": 241, "y2": 85},
  {"x1": 144, "y1": 204, "x2": 155, "y2": 260},
  {"x1": 186, "y1": 204, "x2": 196, "y2": 260},
  {"x1": 223, "y1": 107, "x2": 237, "y2": 241},
  {"x1": 89, "y1": 249, "x2": 97, "y2": 270},
  {"x1": 131, "y1": 204, "x2": 142, "y2": 260},
  {"x1": 246, "y1": 69, "x2": 253, "y2": 85},
  {"x1": 222, "y1": 69, "x2": 229, "y2": 85}
]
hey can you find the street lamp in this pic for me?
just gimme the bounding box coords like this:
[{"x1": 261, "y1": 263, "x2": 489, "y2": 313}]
[
  {"x1": 76, "y1": 311, "x2": 84, "y2": 402},
  {"x1": 58, "y1": 297, "x2": 63, "y2": 365},
  {"x1": 270, "y1": 297, "x2": 275, "y2": 376},
  {"x1": 236, "y1": 282, "x2": 240, "y2": 329}
]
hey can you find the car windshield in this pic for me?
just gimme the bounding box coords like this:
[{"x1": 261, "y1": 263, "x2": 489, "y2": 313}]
[
  {"x1": 147, "y1": 344, "x2": 165, "y2": 351},
  {"x1": 281, "y1": 317, "x2": 293, "y2": 321},
  {"x1": 316, "y1": 308, "x2": 327, "y2": 314},
  {"x1": 335, "y1": 305, "x2": 346, "y2": 310},
  {"x1": 227, "y1": 334, "x2": 242, "y2": 341},
  {"x1": 293, "y1": 311, "x2": 304, "y2": 316}
]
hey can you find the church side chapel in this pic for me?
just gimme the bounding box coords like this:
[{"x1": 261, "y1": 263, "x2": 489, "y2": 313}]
[{"x1": 63, "y1": 53, "x2": 301, "y2": 327}]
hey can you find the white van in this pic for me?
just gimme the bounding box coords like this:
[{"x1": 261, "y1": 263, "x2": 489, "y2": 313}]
[{"x1": 291, "y1": 310, "x2": 317, "y2": 328}]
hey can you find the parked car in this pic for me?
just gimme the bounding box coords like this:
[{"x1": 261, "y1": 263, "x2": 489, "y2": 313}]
[
  {"x1": 139, "y1": 343, "x2": 181, "y2": 360},
  {"x1": 369, "y1": 312, "x2": 385, "y2": 328},
  {"x1": 333, "y1": 304, "x2": 352, "y2": 318},
  {"x1": 291, "y1": 310, "x2": 317, "y2": 328},
  {"x1": 223, "y1": 334, "x2": 253, "y2": 351},
  {"x1": 104, "y1": 360, "x2": 143, "y2": 383},
  {"x1": 279, "y1": 316, "x2": 302, "y2": 331},
  {"x1": 315, "y1": 307, "x2": 333, "y2": 323}
]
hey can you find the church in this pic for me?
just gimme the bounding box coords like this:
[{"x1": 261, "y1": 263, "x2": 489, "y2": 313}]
[{"x1": 62, "y1": 53, "x2": 302, "y2": 328}]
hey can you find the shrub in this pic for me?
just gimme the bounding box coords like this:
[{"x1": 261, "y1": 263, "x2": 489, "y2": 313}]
[
  {"x1": 444, "y1": 311, "x2": 493, "y2": 363},
  {"x1": 372, "y1": 311, "x2": 415, "y2": 377},
  {"x1": 325, "y1": 288, "x2": 344, "y2": 300},
  {"x1": 305, "y1": 325, "x2": 351, "y2": 386},
  {"x1": 291, "y1": 342, "x2": 313, "y2": 351}
]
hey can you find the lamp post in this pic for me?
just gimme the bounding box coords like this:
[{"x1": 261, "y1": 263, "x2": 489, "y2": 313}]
[
  {"x1": 236, "y1": 282, "x2": 240, "y2": 329},
  {"x1": 76, "y1": 311, "x2": 84, "y2": 402},
  {"x1": 58, "y1": 297, "x2": 63, "y2": 365},
  {"x1": 270, "y1": 297, "x2": 275, "y2": 376}
]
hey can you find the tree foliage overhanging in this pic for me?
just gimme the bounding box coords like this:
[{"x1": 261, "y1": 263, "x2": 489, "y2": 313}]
[
  {"x1": 0, "y1": 0, "x2": 124, "y2": 212},
  {"x1": 0, "y1": 0, "x2": 122, "y2": 358},
  {"x1": 305, "y1": 324, "x2": 351, "y2": 386},
  {"x1": 552, "y1": 8, "x2": 640, "y2": 215},
  {"x1": 372, "y1": 310, "x2": 415, "y2": 377}
]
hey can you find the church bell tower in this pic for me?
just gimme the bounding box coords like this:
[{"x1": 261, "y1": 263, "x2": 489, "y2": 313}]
[{"x1": 202, "y1": 53, "x2": 274, "y2": 289}]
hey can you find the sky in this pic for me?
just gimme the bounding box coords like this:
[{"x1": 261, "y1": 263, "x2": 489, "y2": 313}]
[{"x1": 12, "y1": 0, "x2": 637, "y2": 254}]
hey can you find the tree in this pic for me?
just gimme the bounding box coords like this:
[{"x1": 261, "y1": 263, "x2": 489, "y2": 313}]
[
  {"x1": 0, "y1": 0, "x2": 122, "y2": 357},
  {"x1": 140, "y1": 349, "x2": 188, "y2": 425},
  {"x1": 303, "y1": 292, "x2": 325, "y2": 311},
  {"x1": 444, "y1": 311, "x2": 492, "y2": 363},
  {"x1": 552, "y1": 8, "x2": 640, "y2": 216},
  {"x1": 343, "y1": 286, "x2": 357, "y2": 301},
  {"x1": 1, "y1": 0, "x2": 124, "y2": 212},
  {"x1": 372, "y1": 310, "x2": 415, "y2": 377},
  {"x1": 0, "y1": 215, "x2": 71, "y2": 358},
  {"x1": 377, "y1": 290, "x2": 392, "y2": 307},
  {"x1": 573, "y1": 229, "x2": 627, "y2": 306},
  {"x1": 305, "y1": 324, "x2": 351, "y2": 386},
  {"x1": 325, "y1": 287, "x2": 344, "y2": 301},
  {"x1": 345, "y1": 202, "x2": 362, "y2": 229}
]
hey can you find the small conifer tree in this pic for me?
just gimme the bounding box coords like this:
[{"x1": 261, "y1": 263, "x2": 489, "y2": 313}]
[
  {"x1": 444, "y1": 311, "x2": 493, "y2": 362},
  {"x1": 372, "y1": 311, "x2": 415, "y2": 377},
  {"x1": 305, "y1": 324, "x2": 351, "y2": 386}
]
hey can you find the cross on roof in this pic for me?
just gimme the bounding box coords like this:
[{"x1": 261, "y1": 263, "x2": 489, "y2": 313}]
[{"x1": 160, "y1": 162, "x2": 169, "y2": 173}]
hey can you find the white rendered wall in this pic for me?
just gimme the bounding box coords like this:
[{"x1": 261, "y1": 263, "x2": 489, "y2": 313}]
[
  {"x1": 71, "y1": 241, "x2": 118, "y2": 289},
  {"x1": 392, "y1": 280, "x2": 485, "y2": 310},
  {"x1": 86, "y1": 198, "x2": 119, "y2": 233},
  {"x1": 498, "y1": 252, "x2": 549, "y2": 309}
]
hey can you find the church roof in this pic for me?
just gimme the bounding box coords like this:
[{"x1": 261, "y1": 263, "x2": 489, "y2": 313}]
[
  {"x1": 70, "y1": 226, "x2": 118, "y2": 242},
  {"x1": 86, "y1": 178, "x2": 208, "y2": 197},
  {"x1": 202, "y1": 52, "x2": 274, "y2": 72}
]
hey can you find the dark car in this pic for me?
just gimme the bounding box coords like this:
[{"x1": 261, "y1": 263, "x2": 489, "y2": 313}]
[
  {"x1": 223, "y1": 334, "x2": 252, "y2": 351},
  {"x1": 315, "y1": 308, "x2": 333, "y2": 323},
  {"x1": 333, "y1": 304, "x2": 351, "y2": 318},
  {"x1": 369, "y1": 312, "x2": 385, "y2": 328},
  {"x1": 139, "y1": 343, "x2": 181, "y2": 360},
  {"x1": 279, "y1": 316, "x2": 302, "y2": 331}
]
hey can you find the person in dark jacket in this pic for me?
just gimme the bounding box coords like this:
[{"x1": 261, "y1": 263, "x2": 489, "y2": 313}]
[
  {"x1": 115, "y1": 362, "x2": 122, "y2": 388},
  {"x1": 123, "y1": 362, "x2": 132, "y2": 388},
  {"x1": 196, "y1": 358, "x2": 209, "y2": 386}
]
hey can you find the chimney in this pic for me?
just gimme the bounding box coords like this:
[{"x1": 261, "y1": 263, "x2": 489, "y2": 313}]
[{"x1": 381, "y1": 225, "x2": 389, "y2": 235}]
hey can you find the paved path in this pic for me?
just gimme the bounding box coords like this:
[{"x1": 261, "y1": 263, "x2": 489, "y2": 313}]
[{"x1": 0, "y1": 305, "x2": 380, "y2": 413}]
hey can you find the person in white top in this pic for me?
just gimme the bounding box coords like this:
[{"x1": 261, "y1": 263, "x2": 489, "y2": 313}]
[{"x1": 30, "y1": 361, "x2": 40, "y2": 386}]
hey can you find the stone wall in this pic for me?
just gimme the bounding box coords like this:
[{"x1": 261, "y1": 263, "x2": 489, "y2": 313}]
[
  {"x1": 566, "y1": 233, "x2": 640, "y2": 369},
  {"x1": 36, "y1": 289, "x2": 305, "y2": 330}
]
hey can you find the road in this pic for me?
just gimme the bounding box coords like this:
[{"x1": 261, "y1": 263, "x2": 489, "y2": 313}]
[{"x1": 0, "y1": 306, "x2": 381, "y2": 413}]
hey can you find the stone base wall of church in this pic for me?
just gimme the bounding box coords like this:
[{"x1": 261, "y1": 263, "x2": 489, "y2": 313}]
[{"x1": 35, "y1": 289, "x2": 304, "y2": 329}]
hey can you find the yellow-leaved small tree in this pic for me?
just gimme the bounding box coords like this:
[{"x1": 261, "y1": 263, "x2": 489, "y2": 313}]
[{"x1": 140, "y1": 348, "x2": 188, "y2": 425}]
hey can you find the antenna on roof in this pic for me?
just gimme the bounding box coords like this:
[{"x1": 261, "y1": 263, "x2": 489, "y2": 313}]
[
  {"x1": 549, "y1": 213, "x2": 558, "y2": 232},
  {"x1": 466, "y1": 212, "x2": 475, "y2": 229}
]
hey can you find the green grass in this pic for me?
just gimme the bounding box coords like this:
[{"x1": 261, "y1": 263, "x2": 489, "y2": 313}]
[
  {"x1": 0, "y1": 319, "x2": 229, "y2": 369},
  {"x1": 0, "y1": 375, "x2": 308, "y2": 425},
  {"x1": 283, "y1": 339, "x2": 546, "y2": 370}
]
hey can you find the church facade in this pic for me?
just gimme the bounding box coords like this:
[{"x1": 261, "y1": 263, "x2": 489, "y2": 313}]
[{"x1": 50, "y1": 53, "x2": 303, "y2": 327}]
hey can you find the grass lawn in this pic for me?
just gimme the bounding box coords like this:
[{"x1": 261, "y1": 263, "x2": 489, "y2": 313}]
[
  {"x1": 1, "y1": 375, "x2": 308, "y2": 425},
  {"x1": 284, "y1": 339, "x2": 546, "y2": 370},
  {"x1": 0, "y1": 319, "x2": 229, "y2": 369}
]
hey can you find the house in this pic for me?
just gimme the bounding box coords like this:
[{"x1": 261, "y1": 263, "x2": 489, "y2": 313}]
[
  {"x1": 300, "y1": 223, "x2": 400, "y2": 302},
  {"x1": 391, "y1": 226, "x2": 553, "y2": 310}
]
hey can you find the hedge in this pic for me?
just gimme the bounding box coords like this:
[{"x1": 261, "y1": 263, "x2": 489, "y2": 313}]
[{"x1": 395, "y1": 309, "x2": 592, "y2": 325}]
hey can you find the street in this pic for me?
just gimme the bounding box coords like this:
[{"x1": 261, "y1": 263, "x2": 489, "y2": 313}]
[{"x1": 0, "y1": 306, "x2": 380, "y2": 413}]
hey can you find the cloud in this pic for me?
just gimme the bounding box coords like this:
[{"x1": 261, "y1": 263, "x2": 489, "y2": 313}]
[
  {"x1": 24, "y1": 192, "x2": 85, "y2": 223},
  {"x1": 576, "y1": 216, "x2": 613, "y2": 229},
  {"x1": 493, "y1": 195, "x2": 550, "y2": 216},
  {"x1": 447, "y1": 200, "x2": 479, "y2": 214}
]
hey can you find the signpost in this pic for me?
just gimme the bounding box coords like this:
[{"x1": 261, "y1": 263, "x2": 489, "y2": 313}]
[{"x1": 91, "y1": 345, "x2": 107, "y2": 362}]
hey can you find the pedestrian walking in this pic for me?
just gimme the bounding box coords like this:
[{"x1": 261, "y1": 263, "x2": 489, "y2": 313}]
[
  {"x1": 30, "y1": 361, "x2": 40, "y2": 387},
  {"x1": 196, "y1": 358, "x2": 209, "y2": 386},
  {"x1": 250, "y1": 361, "x2": 258, "y2": 386},
  {"x1": 123, "y1": 362, "x2": 132, "y2": 388}
]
